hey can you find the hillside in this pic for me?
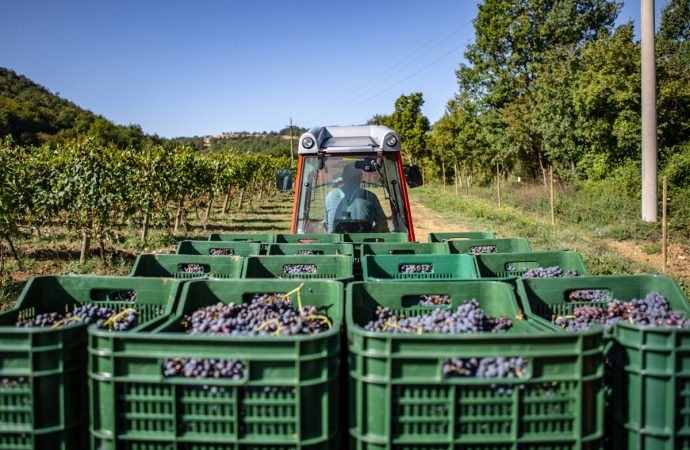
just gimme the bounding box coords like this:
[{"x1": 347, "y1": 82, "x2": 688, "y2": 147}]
[{"x1": 0, "y1": 67, "x2": 159, "y2": 148}]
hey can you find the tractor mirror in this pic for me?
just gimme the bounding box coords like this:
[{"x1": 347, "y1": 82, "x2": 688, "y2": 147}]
[
  {"x1": 404, "y1": 165, "x2": 423, "y2": 188},
  {"x1": 275, "y1": 169, "x2": 293, "y2": 192}
]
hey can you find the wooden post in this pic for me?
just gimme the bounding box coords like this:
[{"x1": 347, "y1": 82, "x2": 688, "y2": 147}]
[
  {"x1": 496, "y1": 162, "x2": 501, "y2": 208},
  {"x1": 80, "y1": 229, "x2": 90, "y2": 264},
  {"x1": 141, "y1": 211, "x2": 149, "y2": 241},
  {"x1": 204, "y1": 191, "x2": 214, "y2": 229},
  {"x1": 550, "y1": 167, "x2": 555, "y2": 225},
  {"x1": 222, "y1": 189, "x2": 231, "y2": 214},
  {"x1": 174, "y1": 197, "x2": 184, "y2": 234},
  {"x1": 662, "y1": 176, "x2": 668, "y2": 269},
  {"x1": 464, "y1": 162, "x2": 469, "y2": 195},
  {"x1": 237, "y1": 190, "x2": 245, "y2": 210},
  {"x1": 454, "y1": 162, "x2": 459, "y2": 195},
  {"x1": 442, "y1": 160, "x2": 446, "y2": 192}
]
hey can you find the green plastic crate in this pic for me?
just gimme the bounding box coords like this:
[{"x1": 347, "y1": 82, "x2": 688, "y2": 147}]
[
  {"x1": 130, "y1": 254, "x2": 244, "y2": 279},
  {"x1": 208, "y1": 232, "x2": 276, "y2": 243},
  {"x1": 175, "y1": 240, "x2": 262, "y2": 257},
  {"x1": 274, "y1": 233, "x2": 343, "y2": 243},
  {"x1": 428, "y1": 231, "x2": 496, "y2": 242},
  {"x1": 89, "y1": 279, "x2": 343, "y2": 450},
  {"x1": 267, "y1": 243, "x2": 355, "y2": 256},
  {"x1": 346, "y1": 281, "x2": 605, "y2": 449},
  {"x1": 362, "y1": 254, "x2": 478, "y2": 281},
  {"x1": 359, "y1": 242, "x2": 446, "y2": 258},
  {"x1": 445, "y1": 237, "x2": 532, "y2": 254},
  {"x1": 517, "y1": 275, "x2": 690, "y2": 450},
  {"x1": 342, "y1": 232, "x2": 408, "y2": 244},
  {"x1": 242, "y1": 255, "x2": 353, "y2": 281},
  {"x1": 474, "y1": 251, "x2": 589, "y2": 278},
  {"x1": 0, "y1": 276, "x2": 180, "y2": 450}
]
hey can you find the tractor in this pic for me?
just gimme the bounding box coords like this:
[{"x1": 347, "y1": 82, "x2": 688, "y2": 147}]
[{"x1": 278, "y1": 125, "x2": 423, "y2": 241}]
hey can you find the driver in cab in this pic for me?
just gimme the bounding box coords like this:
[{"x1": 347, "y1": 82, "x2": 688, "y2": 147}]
[{"x1": 324, "y1": 162, "x2": 388, "y2": 233}]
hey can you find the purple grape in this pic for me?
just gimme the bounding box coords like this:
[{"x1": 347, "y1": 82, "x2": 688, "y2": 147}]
[
  {"x1": 182, "y1": 294, "x2": 331, "y2": 336},
  {"x1": 554, "y1": 292, "x2": 690, "y2": 331},
  {"x1": 364, "y1": 299, "x2": 512, "y2": 334}
]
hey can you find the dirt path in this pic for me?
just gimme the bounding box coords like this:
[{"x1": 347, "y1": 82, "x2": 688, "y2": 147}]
[
  {"x1": 409, "y1": 192, "x2": 471, "y2": 242},
  {"x1": 604, "y1": 239, "x2": 690, "y2": 280}
]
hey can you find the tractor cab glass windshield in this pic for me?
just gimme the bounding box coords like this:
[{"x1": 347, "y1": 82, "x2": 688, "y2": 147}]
[{"x1": 295, "y1": 155, "x2": 409, "y2": 234}]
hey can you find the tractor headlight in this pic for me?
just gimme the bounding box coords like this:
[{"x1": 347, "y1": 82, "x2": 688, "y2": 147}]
[
  {"x1": 385, "y1": 135, "x2": 398, "y2": 147},
  {"x1": 302, "y1": 136, "x2": 315, "y2": 149}
]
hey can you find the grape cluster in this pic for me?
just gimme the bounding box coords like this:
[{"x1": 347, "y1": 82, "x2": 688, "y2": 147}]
[
  {"x1": 399, "y1": 264, "x2": 433, "y2": 273},
  {"x1": 470, "y1": 245, "x2": 497, "y2": 254},
  {"x1": 210, "y1": 248, "x2": 234, "y2": 256},
  {"x1": 15, "y1": 304, "x2": 138, "y2": 330},
  {"x1": 554, "y1": 292, "x2": 690, "y2": 331},
  {"x1": 282, "y1": 264, "x2": 317, "y2": 274},
  {"x1": 180, "y1": 263, "x2": 206, "y2": 273},
  {"x1": 443, "y1": 357, "x2": 528, "y2": 379},
  {"x1": 162, "y1": 358, "x2": 245, "y2": 379},
  {"x1": 15, "y1": 312, "x2": 63, "y2": 327},
  {"x1": 71, "y1": 304, "x2": 120, "y2": 325},
  {"x1": 418, "y1": 295, "x2": 451, "y2": 306},
  {"x1": 365, "y1": 300, "x2": 512, "y2": 334},
  {"x1": 521, "y1": 266, "x2": 579, "y2": 278},
  {"x1": 182, "y1": 295, "x2": 330, "y2": 336},
  {"x1": 568, "y1": 289, "x2": 610, "y2": 301}
]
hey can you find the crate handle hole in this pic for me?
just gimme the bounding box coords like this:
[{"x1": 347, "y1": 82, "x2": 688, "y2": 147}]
[
  {"x1": 209, "y1": 248, "x2": 235, "y2": 255},
  {"x1": 470, "y1": 245, "x2": 497, "y2": 254},
  {"x1": 566, "y1": 289, "x2": 611, "y2": 302},
  {"x1": 282, "y1": 264, "x2": 317, "y2": 274},
  {"x1": 178, "y1": 263, "x2": 209, "y2": 274},
  {"x1": 399, "y1": 263, "x2": 433, "y2": 273},
  {"x1": 504, "y1": 261, "x2": 538, "y2": 272},
  {"x1": 90, "y1": 289, "x2": 137, "y2": 302}
]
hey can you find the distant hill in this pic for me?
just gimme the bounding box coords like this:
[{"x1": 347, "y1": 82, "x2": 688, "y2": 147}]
[
  {"x1": 0, "y1": 67, "x2": 159, "y2": 148},
  {"x1": 0, "y1": 67, "x2": 303, "y2": 154}
]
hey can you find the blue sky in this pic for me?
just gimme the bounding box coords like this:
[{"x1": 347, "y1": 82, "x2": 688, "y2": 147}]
[{"x1": 0, "y1": 0, "x2": 669, "y2": 138}]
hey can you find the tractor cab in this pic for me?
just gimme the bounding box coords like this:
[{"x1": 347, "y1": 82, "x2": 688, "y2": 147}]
[{"x1": 286, "y1": 125, "x2": 422, "y2": 241}]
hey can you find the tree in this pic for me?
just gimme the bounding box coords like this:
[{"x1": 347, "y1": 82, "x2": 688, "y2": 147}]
[
  {"x1": 453, "y1": 0, "x2": 621, "y2": 178},
  {"x1": 656, "y1": 0, "x2": 690, "y2": 161},
  {"x1": 386, "y1": 93, "x2": 430, "y2": 163}
]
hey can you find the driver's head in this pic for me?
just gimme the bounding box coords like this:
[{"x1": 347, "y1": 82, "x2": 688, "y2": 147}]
[{"x1": 342, "y1": 163, "x2": 362, "y2": 185}]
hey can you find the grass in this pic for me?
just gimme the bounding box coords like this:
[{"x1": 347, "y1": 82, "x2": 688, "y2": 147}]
[
  {"x1": 0, "y1": 193, "x2": 294, "y2": 312},
  {"x1": 411, "y1": 184, "x2": 690, "y2": 296}
]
